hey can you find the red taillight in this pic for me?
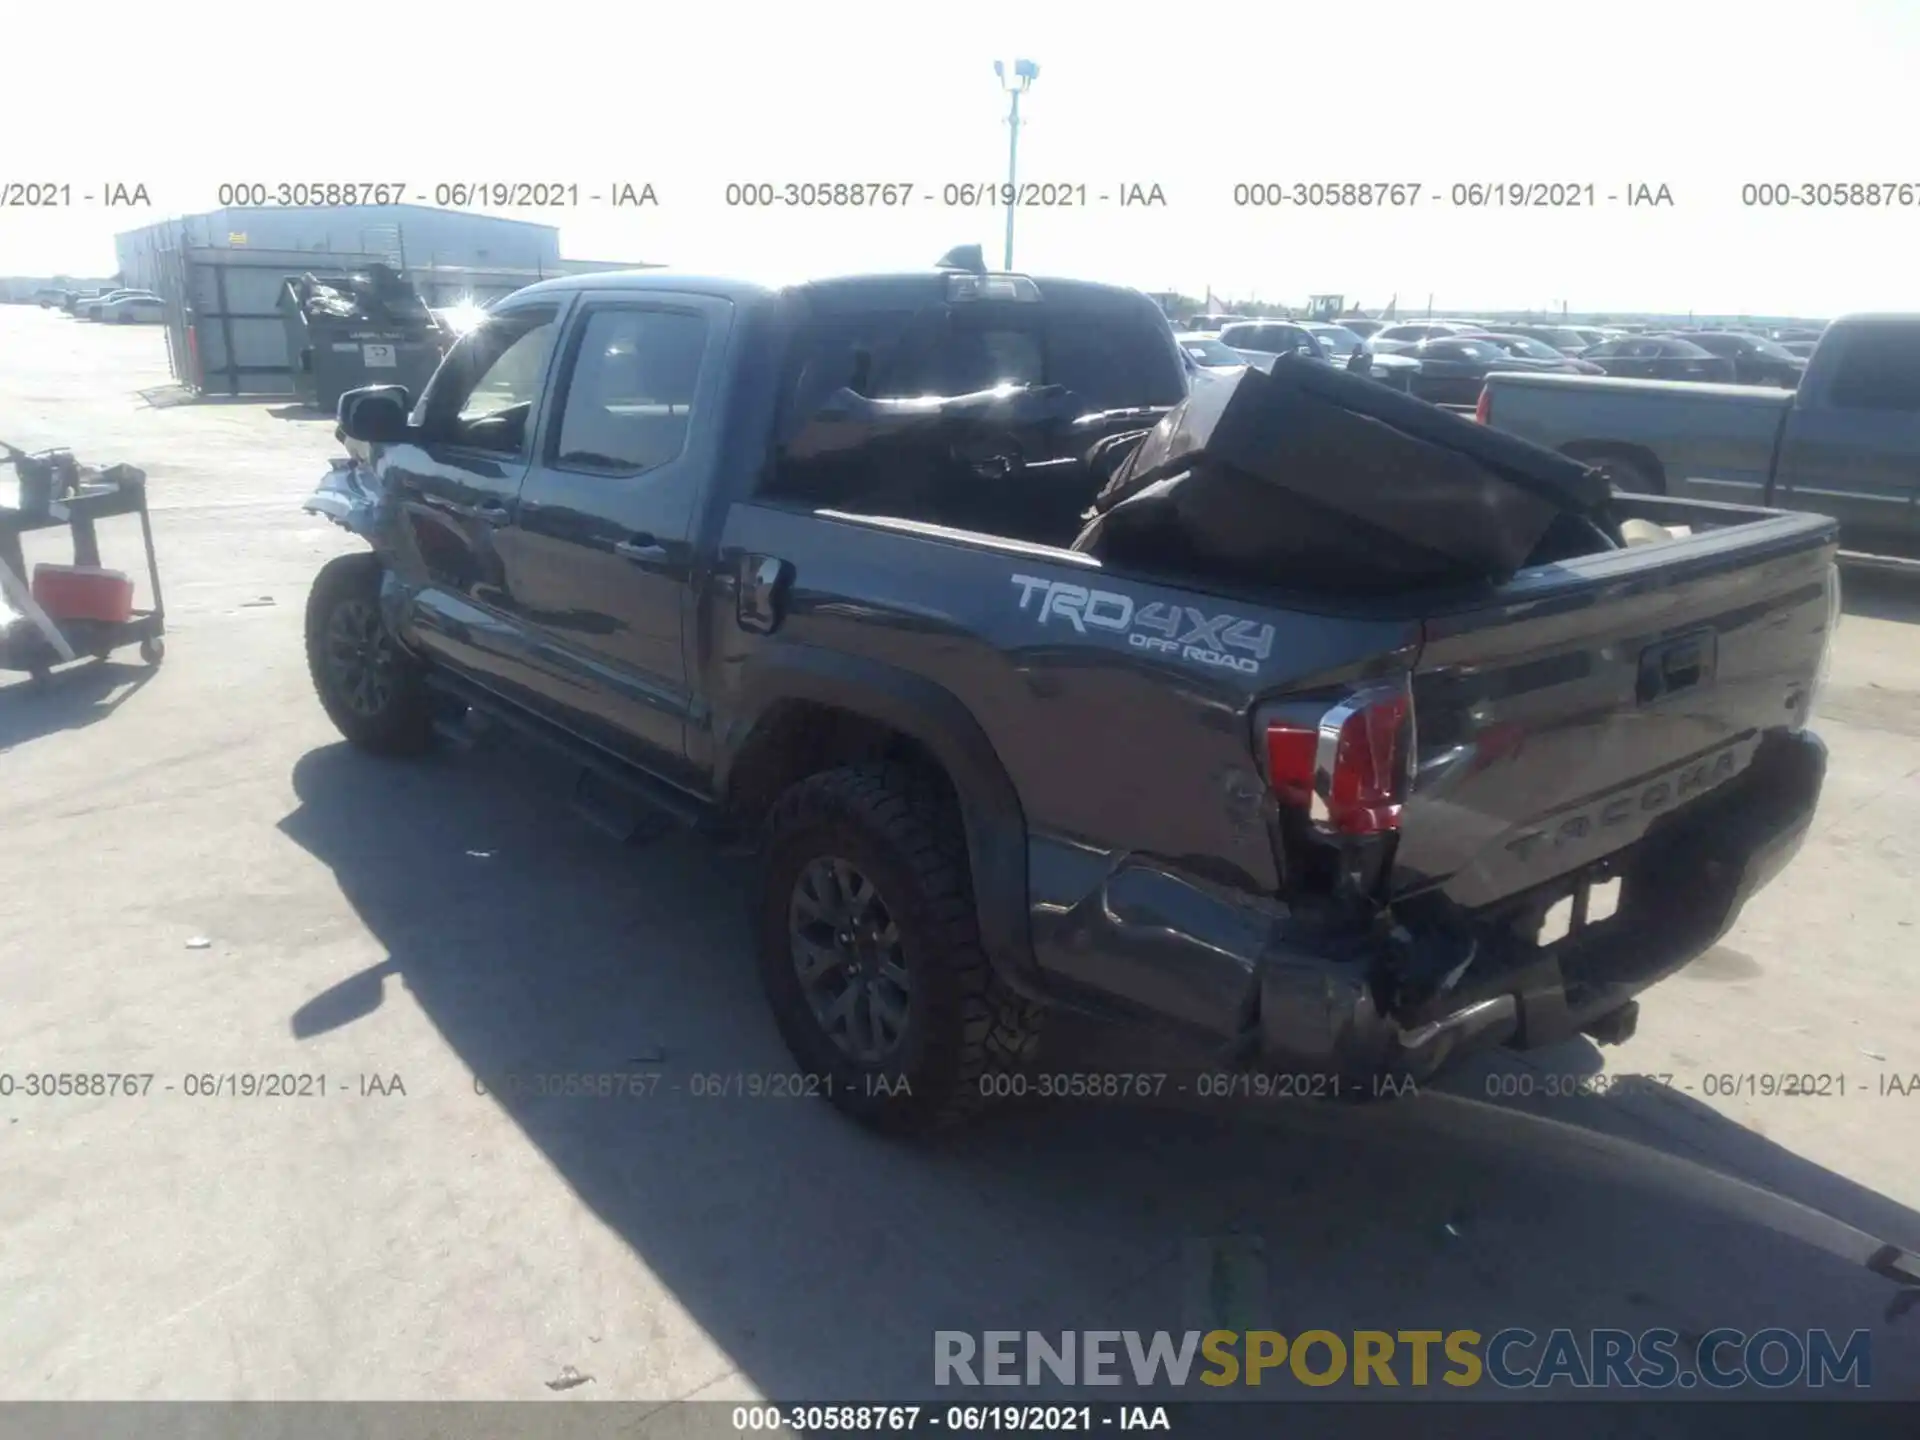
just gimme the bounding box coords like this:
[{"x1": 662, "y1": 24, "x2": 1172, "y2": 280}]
[
  {"x1": 1473, "y1": 387, "x2": 1491, "y2": 424},
  {"x1": 1264, "y1": 725, "x2": 1318, "y2": 810},
  {"x1": 1264, "y1": 688, "x2": 1414, "y2": 836}
]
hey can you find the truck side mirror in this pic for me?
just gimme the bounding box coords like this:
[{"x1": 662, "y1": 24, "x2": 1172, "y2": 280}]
[{"x1": 338, "y1": 385, "x2": 413, "y2": 444}]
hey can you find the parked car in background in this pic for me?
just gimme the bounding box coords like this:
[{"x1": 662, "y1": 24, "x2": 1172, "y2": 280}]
[
  {"x1": 1771, "y1": 327, "x2": 1825, "y2": 344},
  {"x1": 1470, "y1": 332, "x2": 1606, "y2": 373},
  {"x1": 1217, "y1": 320, "x2": 1327, "y2": 370},
  {"x1": 1781, "y1": 340, "x2": 1820, "y2": 359},
  {"x1": 1396, "y1": 336, "x2": 1579, "y2": 406},
  {"x1": 1337, "y1": 317, "x2": 1387, "y2": 339},
  {"x1": 1499, "y1": 324, "x2": 1599, "y2": 354},
  {"x1": 1174, "y1": 331, "x2": 1249, "y2": 375},
  {"x1": 1300, "y1": 321, "x2": 1370, "y2": 360},
  {"x1": 61, "y1": 289, "x2": 115, "y2": 314},
  {"x1": 1478, "y1": 311, "x2": 1920, "y2": 562},
  {"x1": 1665, "y1": 331, "x2": 1807, "y2": 388},
  {"x1": 1579, "y1": 335, "x2": 1737, "y2": 383},
  {"x1": 1184, "y1": 313, "x2": 1241, "y2": 332},
  {"x1": 81, "y1": 289, "x2": 160, "y2": 321},
  {"x1": 94, "y1": 294, "x2": 165, "y2": 324},
  {"x1": 1368, "y1": 321, "x2": 1491, "y2": 353},
  {"x1": 1263, "y1": 322, "x2": 1415, "y2": 389}
]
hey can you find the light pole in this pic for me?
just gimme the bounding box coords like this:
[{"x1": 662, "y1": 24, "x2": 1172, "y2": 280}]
[{"x1": 994, "y1": 59, "x2": 1039, "y2": 271}]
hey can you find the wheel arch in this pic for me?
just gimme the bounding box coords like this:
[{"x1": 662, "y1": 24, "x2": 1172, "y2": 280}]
[{"x1": 715, "y1": 644, "x2": 1041, "y2": 995}]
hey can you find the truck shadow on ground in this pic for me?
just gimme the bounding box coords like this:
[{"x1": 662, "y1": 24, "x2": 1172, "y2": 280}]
[{"x1": 276, "y1": 740, "x2": 1920, "y2": 1412}]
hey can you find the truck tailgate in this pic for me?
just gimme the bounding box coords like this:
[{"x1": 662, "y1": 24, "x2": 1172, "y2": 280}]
[{"x1": 1395, "y1": 509, "x2": 1839, "y2": 911}]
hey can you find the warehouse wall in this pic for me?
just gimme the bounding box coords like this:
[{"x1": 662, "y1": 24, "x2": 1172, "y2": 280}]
[{"x1": 115, "y1": 205, "x2": 562, "y2": 290}]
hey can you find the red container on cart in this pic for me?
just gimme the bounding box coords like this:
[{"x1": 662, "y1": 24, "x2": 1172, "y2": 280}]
[{"x1": 31, "y1": 564, "x2": 135, "y2": 625}]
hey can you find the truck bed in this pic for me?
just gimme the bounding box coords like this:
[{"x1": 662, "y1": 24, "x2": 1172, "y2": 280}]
[{"x1": 722, "y1": 474, "x2": 1837, "y2": 1054}]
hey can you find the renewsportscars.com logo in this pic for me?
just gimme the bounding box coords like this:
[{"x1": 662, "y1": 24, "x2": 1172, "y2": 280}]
[{"x1": 934, "y1": 1329, "x2": 1873, "y2": 1390}]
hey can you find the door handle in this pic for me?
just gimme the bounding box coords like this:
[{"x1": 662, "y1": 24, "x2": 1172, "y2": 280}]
[{"x1": 614, "y1": 535, "x2": 668, "y2": 562}]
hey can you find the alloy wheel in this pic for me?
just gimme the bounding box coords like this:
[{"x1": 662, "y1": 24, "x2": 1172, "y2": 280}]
[
  {"x1": 788, "y1": 856, "x2": 911, "y2": 1063},
  {"x1": 324, "y1": 598, "x2": 398, "y2": 718}
]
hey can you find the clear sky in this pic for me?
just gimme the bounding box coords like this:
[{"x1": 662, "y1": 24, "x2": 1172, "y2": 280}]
[{"x1": 5, "y1": 0, "x2": 1916, "y2": 316}]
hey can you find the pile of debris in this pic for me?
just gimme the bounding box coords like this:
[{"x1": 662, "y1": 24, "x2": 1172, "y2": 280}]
[
  {"x1": 285, "y1": 264, "x2": 432, "y2": 328},
  {"x1": 1072, "y1": 356, "x2": 1621, "y2": 595}
]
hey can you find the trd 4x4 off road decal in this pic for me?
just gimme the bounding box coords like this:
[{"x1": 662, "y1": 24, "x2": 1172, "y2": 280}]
[{"x1": 1010, "y1": 574, "x2": 1275, "y2": 676}]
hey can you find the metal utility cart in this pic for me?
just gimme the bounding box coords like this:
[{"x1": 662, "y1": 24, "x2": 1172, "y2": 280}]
[{"x1": 0, "y1": 445, "x2": 167, "y2": 686}]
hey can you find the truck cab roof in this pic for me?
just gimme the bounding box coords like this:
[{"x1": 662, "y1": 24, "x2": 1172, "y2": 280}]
[{"x1": 503, "y1": 266, "x2": 1164, "y2": 315}]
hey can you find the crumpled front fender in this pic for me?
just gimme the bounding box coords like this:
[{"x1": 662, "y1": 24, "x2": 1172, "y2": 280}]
[{"x1": 302, "y1": 456, "x2": 385, "y2": 540}]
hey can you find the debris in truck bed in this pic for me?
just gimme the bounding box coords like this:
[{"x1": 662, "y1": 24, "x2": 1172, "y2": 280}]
[{"x1": 1073, "y1": 358, "x2": 1619, "y2": 595}]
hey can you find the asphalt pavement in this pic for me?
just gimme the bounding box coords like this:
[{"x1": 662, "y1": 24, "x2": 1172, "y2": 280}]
[{"x1": 1, "y1": 307, "x2": 1915, "y2": 1418}]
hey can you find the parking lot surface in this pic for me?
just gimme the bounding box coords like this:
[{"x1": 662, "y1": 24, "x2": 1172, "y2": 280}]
[{"x1": 2, "y1": 307, "x2": 1916, "y2": 1406}]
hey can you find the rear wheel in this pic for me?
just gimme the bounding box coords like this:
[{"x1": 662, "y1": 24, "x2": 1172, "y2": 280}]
[
  {"x1": 756, "y1": 764, "x2": 1042, "y2": 1133},
  {"x1": 304, "y1": 553, "x2": 435, "y2": 755}
]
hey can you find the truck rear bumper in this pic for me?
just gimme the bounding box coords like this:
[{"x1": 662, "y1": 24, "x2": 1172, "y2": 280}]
[
  {"x1": 1256, "y1": 728, "x2": 1826, "y2": 1082},
  {"x1": 1028, "y1": 730, "x2": 1825, "y2": 1084}
]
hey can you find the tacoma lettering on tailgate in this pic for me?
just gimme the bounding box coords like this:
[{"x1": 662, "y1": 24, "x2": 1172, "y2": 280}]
[
  {"x1": 1011, "y1": 574, "x2": 1275, "y2": 676},
  {"x1": 1503, "y1": 743, "x2": 1746, "y2": 864}
]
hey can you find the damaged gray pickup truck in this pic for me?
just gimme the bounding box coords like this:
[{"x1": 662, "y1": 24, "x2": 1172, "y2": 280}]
[{"x1": 302, "y1": 256, "x2": 1840, "y2": 1132}]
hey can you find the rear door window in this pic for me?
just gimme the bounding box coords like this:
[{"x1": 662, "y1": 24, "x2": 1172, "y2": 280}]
[{"x1": 1825, "y1": 328, "x2": 1920, "y2": 411}]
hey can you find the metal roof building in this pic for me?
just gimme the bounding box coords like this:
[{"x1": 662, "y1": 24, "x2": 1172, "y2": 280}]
[
  {"x1": 114, "y1": 204, "x2": 565, "y2": 291},
  {"x1": 113, "y1": 205, "x2": 660, "y2": 398}
]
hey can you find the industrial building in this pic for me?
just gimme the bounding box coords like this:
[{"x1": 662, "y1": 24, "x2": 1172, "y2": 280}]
[
  {"x1": 112, "y1": 204, "x2": 654, "y2": 399},
  {"x1": 114, "y1": 204, "x2": 567, "y2": 291}
]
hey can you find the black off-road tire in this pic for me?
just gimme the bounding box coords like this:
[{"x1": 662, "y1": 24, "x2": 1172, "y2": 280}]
[
  {"x1": 757, "y1": 763, "x2": 1043, "y2": 1134},
  {"x1": 304, "y1": 552, "x2": 435, "y2": 756}
]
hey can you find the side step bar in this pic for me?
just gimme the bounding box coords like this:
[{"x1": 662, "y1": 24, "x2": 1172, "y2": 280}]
[{"x1": 422, "y1": 672, "x2": 731, "y2": 844}]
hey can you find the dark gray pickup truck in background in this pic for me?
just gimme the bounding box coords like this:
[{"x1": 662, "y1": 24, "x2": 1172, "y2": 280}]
[{"x1": 1477, "y1": 313, "x2": 1920, "y2": 564}]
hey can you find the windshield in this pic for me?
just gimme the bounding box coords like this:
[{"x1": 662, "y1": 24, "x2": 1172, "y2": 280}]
[
  {"x1": 1492, "y1": 335, "x2": 1563, "y2": 360},
  {"x1": 1223, "y1": 326, "x2": 1322, "y2": 356},
  {"x1": 1311, "y1": 327, "x2": 1364, "y2": 353},
  {"x1": 1431, "y1": 339, "x2": 1508, "y2": 361},
  {"x1": 1684, "y1": 334, "x2": 1744, "y2": 356},
  {"x1": 1179, "y1": 338, "x2": 1244, "y2": 366}
]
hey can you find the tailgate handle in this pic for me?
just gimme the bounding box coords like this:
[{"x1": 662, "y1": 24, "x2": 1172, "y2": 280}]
[{"x1": 1638, "y1": 631, "x2": 1717, "y2": 704}]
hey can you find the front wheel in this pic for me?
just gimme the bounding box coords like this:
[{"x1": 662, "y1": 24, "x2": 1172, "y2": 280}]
[
  {"x1": 756, "y1": 764, "x2": 1042, "y2": 1134},
  {"x1": 304, "y1": 553, "x2": 435, "y2": 755}
]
